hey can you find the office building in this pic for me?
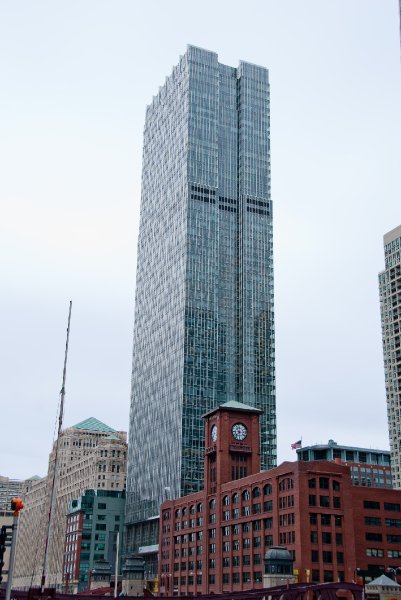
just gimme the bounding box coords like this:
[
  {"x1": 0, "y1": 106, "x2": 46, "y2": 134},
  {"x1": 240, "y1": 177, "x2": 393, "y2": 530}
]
[
  {"x1": 0, "y1": 476, "x2": 24, "y2": 514},
  {"x1": 297, "y1": 440, "x2": 392, "y2": 488},
  {"x1": 379, "y1": 225, "x2": 401, "y2": 487},
  {"x1": 159, "y1": 401, "x2": 401, "y2": 596},
  {"x1": 13, "y1": 418, "x2": 127, "y2": 589},
  {"x1": 126, "y1": 45, "x2": 275, "y2": 558},
  {"x1": 63, "y1": 489, "x2": 125, "y2": 593}
]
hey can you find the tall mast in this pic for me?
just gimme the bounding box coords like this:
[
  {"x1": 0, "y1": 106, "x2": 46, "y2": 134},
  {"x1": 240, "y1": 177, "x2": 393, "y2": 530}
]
[{"x1": 41, "y1": 301, "x2": 72, "y2": 591}]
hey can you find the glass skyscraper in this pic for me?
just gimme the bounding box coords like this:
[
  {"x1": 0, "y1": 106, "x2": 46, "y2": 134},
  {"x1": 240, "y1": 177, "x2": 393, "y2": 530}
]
[
  {"x1": 379, "y1": 225, "x2": 401, "y2": 488},
  {"x1": 125, "y1": 46, "x2": 275, "y2": 552}
]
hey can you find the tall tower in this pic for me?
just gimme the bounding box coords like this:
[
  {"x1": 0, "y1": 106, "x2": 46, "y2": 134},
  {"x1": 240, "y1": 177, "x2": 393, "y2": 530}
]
[
  {"x1": 125, "y1": 46, "x2": 275, "y2": 551},
  {"x1": 379, "y1": 225, "x2": 401, "y2": 487},
  {"x1": 203, "y1": 400, "x2": 262, "y2": 496}
]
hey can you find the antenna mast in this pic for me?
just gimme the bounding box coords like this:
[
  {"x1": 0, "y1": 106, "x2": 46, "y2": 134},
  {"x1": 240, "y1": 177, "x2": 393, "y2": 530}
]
[{"x1": 41, "y1": 301, "x2": 72, "y2": 591}]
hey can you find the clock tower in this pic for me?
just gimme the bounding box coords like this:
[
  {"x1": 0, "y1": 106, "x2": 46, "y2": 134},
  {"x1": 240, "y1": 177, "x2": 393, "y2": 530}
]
[{"x1": 203, "y1": 400, "x2": 262, "y2": 495}]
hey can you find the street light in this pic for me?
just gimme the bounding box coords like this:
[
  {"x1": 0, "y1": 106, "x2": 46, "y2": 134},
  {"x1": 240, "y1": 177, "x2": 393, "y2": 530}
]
[{"x1": 387, "y1": 567, "x2": 401, "y2": 581}]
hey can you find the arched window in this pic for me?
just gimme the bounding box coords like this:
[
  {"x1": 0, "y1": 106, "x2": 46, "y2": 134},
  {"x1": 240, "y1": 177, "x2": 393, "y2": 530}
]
[
  {"x1": 252, "y1": 487, "x2": 261, "y2": 498},
  {"x1": 223, "y1": 495, "x2": 230, "y2": 506},
  {"x1": 209, "y1": 498, "x2": 216, "y2": 510},
  {"x1": 175, "y1": 509, "x2": 181, "y2": 518},
  {"x1": 263, "y1": 483, "x2": 272, "y2": 495},
  {"x1": 190, "y1": 505, "x2": 195, "y2": 515},
  {"x1": 232, "y1": 493, "x2": 239, "y2": 504},
  {"x1": 197, "y1": 502, "x2": 203, "y2": 513},
  {"x1": 242, "y1": 489, "x2": 250, "y2": 501},
  {"x1": 182, "y1": 507, "x2": 187, "y2": 516}
]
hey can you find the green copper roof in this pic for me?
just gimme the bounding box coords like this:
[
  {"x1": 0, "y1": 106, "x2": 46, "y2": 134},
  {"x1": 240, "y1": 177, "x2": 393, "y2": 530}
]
[
  {"x1": 72, "y1": 417, "x2": 116, "y2": 433},
  {"x1": 203, "y1": 400, "x2": 263, "y2": 418},
  {"x1": 104, "y1": 434, "x2": 121, "y2": 441},
  {"x1": 220, "y1": 400, "x2": 263, "y2": 412}
]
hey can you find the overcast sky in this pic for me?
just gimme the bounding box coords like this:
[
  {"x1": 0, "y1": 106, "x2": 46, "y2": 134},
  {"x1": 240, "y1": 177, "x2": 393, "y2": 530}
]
[{"x1": 1, "y1": 1, "x2": 400, "y2": 480}]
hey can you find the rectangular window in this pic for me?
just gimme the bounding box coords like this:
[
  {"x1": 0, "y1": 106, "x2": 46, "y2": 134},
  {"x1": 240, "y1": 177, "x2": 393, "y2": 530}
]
[
  {"x1": 311, "y1": 550, "x2": 319, "y2": 562},
  {"x1": 387, "y1": 535, "x2": 401, "y2": 543},
  {"x1": 311, "y1": 531, "x2": 318, "y2": 544},
  {"x1": 322, "y1": 532, "x2": 331, "y2": 544},
  {"x1": 364, "y1": 500, "x2": 380, "y2": 510},
  {"x1": 386, "y1": 518, "x2": 401, "y2": 527},
  {"x1": 321, "y1": 514, "x2": 331, "y2": 526},
  {"x1": 366, "y1": 532, "x2": 383, "y2": 541},
  {"x1": 365, "y1": 516, "x2": 382, "y2": 526},
  {"x1": 320, "y1": 496, "x2": 330, "y2": 508},
  {"x1": 385, "y1": 503, "x2": 401, "y2": 512},
  {"x1": 309, "y1": 495, "x2": 316, "y2": 506},
  {"x1": 323, "y1": 551, "x2": 333, "y2": 563},
  {"x1": 366, "y1": 548, "x2": 384, "y2": 557}
]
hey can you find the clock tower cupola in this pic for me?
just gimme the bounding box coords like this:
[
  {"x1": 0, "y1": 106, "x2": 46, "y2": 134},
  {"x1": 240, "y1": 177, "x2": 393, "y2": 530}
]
[{"x1": 203, "y1": 400, "x2": 262, "y2": 495}]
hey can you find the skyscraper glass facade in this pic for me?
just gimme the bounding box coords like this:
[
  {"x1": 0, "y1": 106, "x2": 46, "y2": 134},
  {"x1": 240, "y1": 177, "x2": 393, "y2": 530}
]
[
  {"x1": 379, "y1": 225, "x2": 401, "y2": 488},
  {"x1": 125, "y1": 46, "x2": 275, "y2": 549}
]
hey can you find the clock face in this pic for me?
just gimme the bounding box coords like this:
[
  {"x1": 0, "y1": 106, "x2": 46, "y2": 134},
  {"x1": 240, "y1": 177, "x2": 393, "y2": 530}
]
[
  {"x1": 211, "y1": 425, "x2": 218, "y2": 442},
  {"x1": 232, "y1": 423, "x2": 247, "y2": 441}
]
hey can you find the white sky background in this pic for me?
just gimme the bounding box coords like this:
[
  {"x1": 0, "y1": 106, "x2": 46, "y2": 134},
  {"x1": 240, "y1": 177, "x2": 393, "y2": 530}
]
[{"x1": 1, "y1": 1, "x2": 400, "y2": 480}]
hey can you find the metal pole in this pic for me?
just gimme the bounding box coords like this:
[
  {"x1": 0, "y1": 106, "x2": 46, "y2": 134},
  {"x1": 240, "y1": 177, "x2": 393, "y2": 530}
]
[
  {"x1": 5, "y1": 514, "x2": 19, "y2": 600},
  {"x1": 41, "y1": 301, "x2": 72, "y2": 592},
  {"x1": 114, "y1": 531, "x2": 119, "y2": 598}
]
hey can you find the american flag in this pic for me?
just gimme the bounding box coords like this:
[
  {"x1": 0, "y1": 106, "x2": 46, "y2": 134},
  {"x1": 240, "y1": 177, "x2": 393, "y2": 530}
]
[{"x1": 291, "y1": 439, "x2": 302, "y2": 449}]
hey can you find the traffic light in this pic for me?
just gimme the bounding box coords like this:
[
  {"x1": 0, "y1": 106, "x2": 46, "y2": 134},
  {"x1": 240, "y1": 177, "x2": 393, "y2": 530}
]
[
  {"x1": 10, "y1": 497, "x2": 24, "y2": 514},
  {"x1": 0, "y1": 525, "x2": 8, "y2": 584}
]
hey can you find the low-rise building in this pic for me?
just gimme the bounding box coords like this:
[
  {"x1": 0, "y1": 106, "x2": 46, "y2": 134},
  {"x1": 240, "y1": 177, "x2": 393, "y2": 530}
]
[
  {"x1": 63, "y1": 489, "x2": 125, "y2": 592},
  {"x1": 297, "y1": 441, "x2": 392, "y2": 488}
]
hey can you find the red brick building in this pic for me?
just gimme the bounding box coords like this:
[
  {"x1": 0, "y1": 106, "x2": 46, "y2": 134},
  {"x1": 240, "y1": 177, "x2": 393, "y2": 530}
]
[{"x1": 158, "y1": 401, "x2": 401, "y2": 596}]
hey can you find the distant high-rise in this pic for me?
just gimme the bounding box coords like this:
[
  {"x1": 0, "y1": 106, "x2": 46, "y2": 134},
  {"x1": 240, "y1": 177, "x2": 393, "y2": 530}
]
[
  {"x1": 379, "y1": 225, "x2": 401, "y2": 487},
  {"x1": 126, "y1": 46, "x2": 275, "y2": 551}
]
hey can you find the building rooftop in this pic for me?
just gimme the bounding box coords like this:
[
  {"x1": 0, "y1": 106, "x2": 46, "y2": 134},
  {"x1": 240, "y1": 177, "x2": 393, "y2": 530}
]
[
  {"x1": 366, "y1": 574, "x2": 401, "y2": 588},
  {"x1": 203, "y1": 400, "x2": 263, "y2": 418},
  {"x1": 297, "y1": 440, "x2": 389, "y2": 454},
  {"x1": 71, "y1": 417, "x2": 116, "y2": 433}
]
